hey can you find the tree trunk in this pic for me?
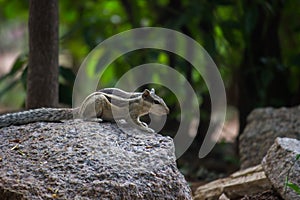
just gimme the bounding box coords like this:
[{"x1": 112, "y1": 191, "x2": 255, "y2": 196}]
[{"x1": 27, "y1": 0, "x2": 58, "y2": 109}]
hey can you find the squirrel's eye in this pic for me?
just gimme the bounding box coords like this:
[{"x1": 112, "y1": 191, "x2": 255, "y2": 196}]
[{"x1": 154, "y1": 100, "x2": 160, "y2": 104}]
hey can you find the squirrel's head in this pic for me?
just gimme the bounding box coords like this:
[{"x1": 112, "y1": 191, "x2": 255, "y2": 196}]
[{"x1": 142, "y1": 88, "x2": 169, "y2": 115}]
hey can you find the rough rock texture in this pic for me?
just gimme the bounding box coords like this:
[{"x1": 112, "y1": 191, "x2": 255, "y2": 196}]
[
  {"x1": 239, "y1": 106, "x2": 300, "y2": 169},
  {"x1": 262, "y1": 137, "x2": 300, "y2": 200},
  {"x1": 0, "y1": 120, "x2": 191, "y2": 200},
  {"x1": 241, "y1": 190, "x2": 283, "y2": 200}
]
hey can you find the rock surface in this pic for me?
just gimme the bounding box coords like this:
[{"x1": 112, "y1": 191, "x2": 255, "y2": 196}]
[
  {"x1": 240, "y1": 190, "x2": 283, "y2": 200},
  {"x1": 0, "y1": 120, "x2": 191, "y2": 200},
  {"x1": 193, "y1": 165, "x2": 272, "y2": 200},
  {"x1": 262, "y1": 137, "x2": 300, "y2": 200},
  {"x1": 239, "y1": 106, "x2": 300, "y2": 169}
]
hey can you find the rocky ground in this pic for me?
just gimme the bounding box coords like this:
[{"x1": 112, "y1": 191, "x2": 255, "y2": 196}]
[
  {"x1": 193, "y1": 106, "x2": 300, "y2": 200},
  {"x1": 0, "y1": 120, "x2": 191, "y2": 199}
]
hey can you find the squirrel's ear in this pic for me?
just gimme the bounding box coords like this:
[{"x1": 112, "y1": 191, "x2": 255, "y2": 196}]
[
  {"x1": 142, "y1": 89, "x2": 150, "y2": 99},
  {"x1": 151, "y1": 88, "x2": 155, "y2": 94}
]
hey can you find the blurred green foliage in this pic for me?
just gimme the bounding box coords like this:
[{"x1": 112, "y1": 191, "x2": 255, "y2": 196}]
[
  {"x1": 1, "y1": 0, "x2": 300, "y2": 181},
  {"x1": 0, "y1": 0, "x2": 300, "y2": 129}
]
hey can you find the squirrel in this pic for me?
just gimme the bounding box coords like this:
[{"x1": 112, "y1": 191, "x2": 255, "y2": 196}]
[{"x1": 0, "y1": 88, "x2": 169, "y2": 133}]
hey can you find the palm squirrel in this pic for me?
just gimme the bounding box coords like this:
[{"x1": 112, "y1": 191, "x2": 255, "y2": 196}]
[{"x1": 0, "y1": 88, "x2": 169, "y2": 132}]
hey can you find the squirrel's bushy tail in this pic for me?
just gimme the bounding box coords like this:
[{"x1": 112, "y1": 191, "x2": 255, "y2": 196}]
[{"x1": 0, "y1": 108, "x2": 79, "y2": 128}]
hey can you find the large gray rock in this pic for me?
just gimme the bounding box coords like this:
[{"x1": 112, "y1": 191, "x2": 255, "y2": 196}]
[
  {"x1": 239, "y1": 106, "x2": 300, "y2": 169},
  {"x1": 0, "y1": 120, "x2": 191, "y2": 200},
  {"x1": 262, "y1": 137, "x2": 300, "y2": 200}
]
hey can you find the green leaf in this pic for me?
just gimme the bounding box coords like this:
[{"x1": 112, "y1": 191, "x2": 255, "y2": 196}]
[
  {"x1": 0, "y1": 54, "x2": 27, "y2": 82},
  {"x1": 286, "y1": 182, "x2": 300, "y2": 194},
  {"x1": 20, "y1": 66, "x2": 27, "y2": 90},
  {"x1": 0, "y1": 54, "x2": 27, "y2": 98},
  {"x1": 10, "y1": 54, "x2": 27, "y2": 74},
  {"x1": 0, "y1": 79, "x2": 19, "y2": 97}
]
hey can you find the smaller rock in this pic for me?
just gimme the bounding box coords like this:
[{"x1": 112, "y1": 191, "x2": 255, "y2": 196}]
[
  {"x1": 239, "y1": 106, "x2": 300, "y2": 169},
  {"x1": 262, "y1": 137, "x2": 300, "y2": 200},
  {"x1": 193, "y1": 165, "x2": 271, "y2": 200}
]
